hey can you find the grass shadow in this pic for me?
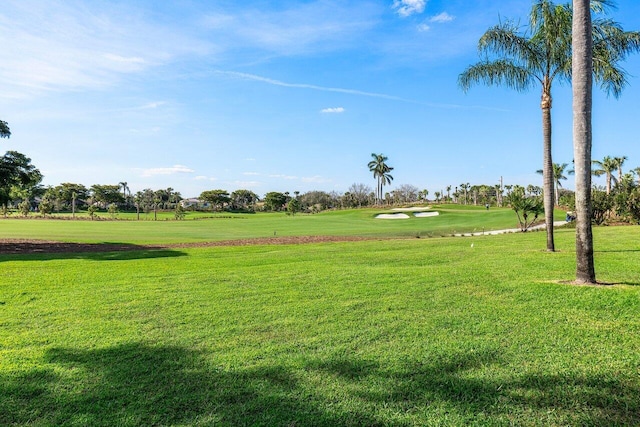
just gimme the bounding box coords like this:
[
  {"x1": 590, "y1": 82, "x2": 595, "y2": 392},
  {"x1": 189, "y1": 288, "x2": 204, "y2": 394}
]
[
  {"x1": 0, "y1": 241, "x2": 187, "y2": 261},
  {"x1": 1, "y1": 344, "x2": 638, "y2": 425}
]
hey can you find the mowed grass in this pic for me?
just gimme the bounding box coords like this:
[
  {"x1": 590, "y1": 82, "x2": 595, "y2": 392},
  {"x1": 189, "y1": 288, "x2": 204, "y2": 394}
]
[
  {"x1": 1, "y1": 220, "x2": 639, "y2": 426},
  {"x1": 0, "y1": 205, "x2": 566, "y2": 244}
]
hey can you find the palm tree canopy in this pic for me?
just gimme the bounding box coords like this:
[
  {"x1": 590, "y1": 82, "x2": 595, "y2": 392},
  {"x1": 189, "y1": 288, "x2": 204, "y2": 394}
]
[{"x1": 459, "y1": 0, "x2": 640, "y2": 98}]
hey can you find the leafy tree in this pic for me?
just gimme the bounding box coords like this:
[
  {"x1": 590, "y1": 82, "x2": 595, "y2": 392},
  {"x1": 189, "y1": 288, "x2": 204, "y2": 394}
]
[
  {"x1": 174, "y1": 203, "x2": 185, "y2": 220},
  {"x1": 200, "y1": 189, "x2": 230, "y2": 211},
  {"x1": 87, "y1": 205, "x2": 98, "y2": 220},
  {"x1": 507, "y1": 189, "x2": 544, "y2": 231},
  {"x1": 299, "y1": 191, "x2": 334, "y2": 212},
  {"x1": 0, "y1": 151, "x2": 42, "y2": 212},
  {"x1": 286, "y1": 197, "x2": 301, "y2": 216},
  {"x1": 263, "y1": 192, "x2": 287, "y2": 211},
  {"x1": 18, "y1": 199, "x2": 31, "y2": 216},
  {"x1": 90, "y1": 184, "x2": 124, "y2": 208},
  {"x1": 38, "y1": 197, "x2": 53, "y2": 216},
  {"x1": 230, "y1": 189, "x2": 259, "y2": 211},
  {"x1": 368, "y1": 153, "x2": 394, "y2": 204},
  {"x1": 108, "y1": 203, "x2": 119, "y2": 219},
  {"x1": 460, "y1": 0, "x2": 640, "y2": 252},
  {"x1": 0, "y1": 120, "x2": 10, "y2": 139}
]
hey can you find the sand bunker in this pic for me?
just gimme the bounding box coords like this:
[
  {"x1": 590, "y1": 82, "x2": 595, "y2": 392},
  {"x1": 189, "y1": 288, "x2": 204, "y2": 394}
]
[
  {"x1": 391, "y1": 207, "x2": 431, "y2": 212},
  {"x1": 375, "y1": 213, "x2": 410, "y2": 219},
  {"x1": 375, "y1": 211, "x2": 439, "y2": 219},
  {"x1": 414, "y1": 212, "x2": 439, "y2": 218}
]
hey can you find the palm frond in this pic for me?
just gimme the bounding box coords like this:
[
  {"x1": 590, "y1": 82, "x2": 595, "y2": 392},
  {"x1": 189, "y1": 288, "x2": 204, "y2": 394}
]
[{"x1": 458, "y1": 60, "x2": 534, "y2": 92}]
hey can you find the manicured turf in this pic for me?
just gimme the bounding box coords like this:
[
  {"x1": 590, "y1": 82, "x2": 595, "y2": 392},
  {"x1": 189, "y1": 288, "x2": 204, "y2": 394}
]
[
  {"x1": 0, "y1": 205, "x2": 566, "y2": 244},
  {"x1": 1, "y1": 217, "x2": 638, "y2": 426}
]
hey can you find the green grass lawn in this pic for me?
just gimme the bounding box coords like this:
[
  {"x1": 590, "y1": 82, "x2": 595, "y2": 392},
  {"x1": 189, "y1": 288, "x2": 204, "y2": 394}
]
[
  {"x1": 0, "y1": 205, "x2": 567, "y2": 244},
  {"x1": 1, "y1": 216, "x2": 638, "y2": 426}
]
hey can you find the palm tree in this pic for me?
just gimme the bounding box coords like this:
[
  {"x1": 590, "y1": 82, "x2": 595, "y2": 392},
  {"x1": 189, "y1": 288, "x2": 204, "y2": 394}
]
[
  {"x1": 632, "y1": 166, "x2": 640, "y2": 185},
  {"x1": 613, "y1": 155, "x2": 627, "y2": 183},
  {"x1": 119, "y1": 181, "x2": 130, "y2": 208},
  {"x1": 592, "y1": 156, "x2": 618, "y2": 194},
  {"x1": 572, "y1": 0, "x2": 594, "y2": 283},
  {"x1": 0, "y1": 120, "x2": 10, "y2": 138},
  {"x1": 537, "y1": 163, "x2": 574, "y2": 205},
  {"x1": 459, "y1": 0, "x2": 640, "y2": 252},
  {"x1": 367, "y1": 153, "x2": 394, "y2": 204}
]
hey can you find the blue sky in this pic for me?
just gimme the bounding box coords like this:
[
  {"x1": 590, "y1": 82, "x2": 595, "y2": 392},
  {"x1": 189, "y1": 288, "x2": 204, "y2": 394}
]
[{"x1": 2, "y1": 0, "x2": 640, "y2": 198}]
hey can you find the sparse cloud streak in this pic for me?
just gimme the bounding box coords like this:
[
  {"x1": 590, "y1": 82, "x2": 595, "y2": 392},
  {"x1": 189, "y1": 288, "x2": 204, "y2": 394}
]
[
  {"x1": 321, "y1": 107, "x2": 345, "y2": 114},
  {"x1": 140, "y1": 165, "x2": 195, "y2": 177}
]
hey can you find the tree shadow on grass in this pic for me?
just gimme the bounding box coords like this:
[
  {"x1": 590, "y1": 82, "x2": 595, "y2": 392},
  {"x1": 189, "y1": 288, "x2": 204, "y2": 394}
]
[
  {"x1": 0, "y1": 241, "x2": 186, "y2": 261},
  {"x1": 1, "y1": 343, "x2": 638, "y2": 426}
]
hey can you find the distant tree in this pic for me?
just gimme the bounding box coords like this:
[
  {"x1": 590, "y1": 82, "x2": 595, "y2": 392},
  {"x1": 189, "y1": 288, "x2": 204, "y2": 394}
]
[
  {"x1": 299, "y1": 191, "x2": 333, "y2": 212},
  {"x1": 633, "y1": 167, "x2": 640, "y2": 185},
  {"x1": 613, "y1": 156, "x2": 627, "y2": 184},
  {"x1": 592, "y1": 156, "x2": 618, "y2": 194},
  {"x1": 0, "y1": 120, "x2": 10, "y2": 139},
  {"x1": 368, "y1": 153, "x2": 394, "y2": 204},
  {"x1": 174, "y1": 203, "x2": 185, "y2": 220},
  {"x1": 108, "y1": 203, "x2": 118, "y2": 219},
  {"x1": 90, "y1": 184, "x2": 124, "y2": 208},
  {"x1": 537, "y1": 163, "x2": 574, "y2": 205},
  {"x1": 230, "y1": 189, "x2": 259, "y2": 211},
  {"x1": 87, "y1": 205, "x2": 98, "y2": 220},
  {"x1": 286, "y1": 197, "x2": 301, "y2": 216},
  {"x1": 345, "y1": 183, "x2": 372, "y2": 208},
  {"x1": 119, "y1": 181, "x2": 130, "y2": 208},
  {"x1": 263, "y1": 192, "x2": 287, "y2": 211},
  {"x1": 200, "y1": 189, "x2": 230, "y2": 211},
  {"x1": 0, "y1": 151, "x2": 42, "y2": 212}
]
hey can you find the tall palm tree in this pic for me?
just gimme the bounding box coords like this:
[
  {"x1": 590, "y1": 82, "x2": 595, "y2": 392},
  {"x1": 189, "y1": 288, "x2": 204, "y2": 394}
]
[
  {"x1": 367, "y1": 153, "x2": 394, "y2": 204},
  {"x1": 572, "y1": 0, "x2": 594, "y2": 283},
  {"x1": 119, "y1": 181, "x2": 130, "y2": 208},
  {"x1": 459, "y1": 0, "x2": 640, "y2": 252},
  {"x1": 613, "y1": 155, "x2": 627, "y2": 183},
  {"x1": 0, "y1": 120, "x2": 10, "y2": 138},
  {"x1": 537, "y1": 162, "x2": 574, "y2": 205},
  {"x1": 592, "y1": 156, "x2": 618, "y2": 194}
]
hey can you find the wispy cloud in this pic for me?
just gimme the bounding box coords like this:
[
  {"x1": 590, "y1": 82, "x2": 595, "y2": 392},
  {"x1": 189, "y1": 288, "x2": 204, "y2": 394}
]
[
  {"x1": 0, "y1": 0, "x2": 209, "y2": 98},
  {"x1": 430, "y1": 12, "x2": 455, "y2": 23},
  {"x1": 215, "y1": 70, "x2": 497, "y2": 110},
  {"x1": 393, "y1": 0, "x2": 426, "y2": 17},
  {"x1": 200, "y1": 2, "x2": 378, "y2": 56},
  {"x1": 216, "y1": 70, "x2": 412, "y2": 103},
  {"x1": 269, "y1": 174, "x2": 298, "y2": 180},
  {"x1": 140, "y1": 165, "x2": 195, "y2": 177},
  {"x1": 321, "y1": 107, "x2": 345, "y2": 114}
]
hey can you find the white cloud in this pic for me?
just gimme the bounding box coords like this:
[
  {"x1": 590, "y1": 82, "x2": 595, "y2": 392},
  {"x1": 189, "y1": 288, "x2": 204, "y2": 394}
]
[
  {"x1": 243, "y1": 172, "x2": 260, "y2": 176},
  {"x1": 393, "y1": 0, "x2": 426, "y2": 17},
  {"x1": 269, "y1": 174, "x2": 298, "y2": 180},
  {"x1": 417, "y1": 23, "x2": 431, "y2": 32},
  {"x1": 140, "y1": 165, "x2": 195, "y2": 177},
  {"x1": 321, "y1": 107, "x2": 345, "y2": 114},
  {"x1": 301, "y1": 175, "x2": 331, "y2": 184},
  {"x1": 430, "y1": 12, "x2": 455, "y2": 23},
  {"x1": 0, "y1": 1, "x2": 209, "y2": 98}
]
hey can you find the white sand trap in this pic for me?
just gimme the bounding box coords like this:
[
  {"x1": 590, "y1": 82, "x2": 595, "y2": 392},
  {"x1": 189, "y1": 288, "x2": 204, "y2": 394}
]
[
  {"x1": 414, "y1": 211, "x2": 439, "y2": 217},
  {"x1": 375, "y1": 213, "x2": 410, "y2": 219},
  {"x1": 391, "y1": 206, "x2": 431, "y2": 212}
]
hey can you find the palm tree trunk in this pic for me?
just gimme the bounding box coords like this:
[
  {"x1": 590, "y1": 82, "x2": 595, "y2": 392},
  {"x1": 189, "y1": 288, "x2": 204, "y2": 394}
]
[
  {"x1": 572, "y1": 0, "x2": 596, "y2": 283},
  {"x1": 541, "y1": 89, "x2": 555, "y2": 252}
]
